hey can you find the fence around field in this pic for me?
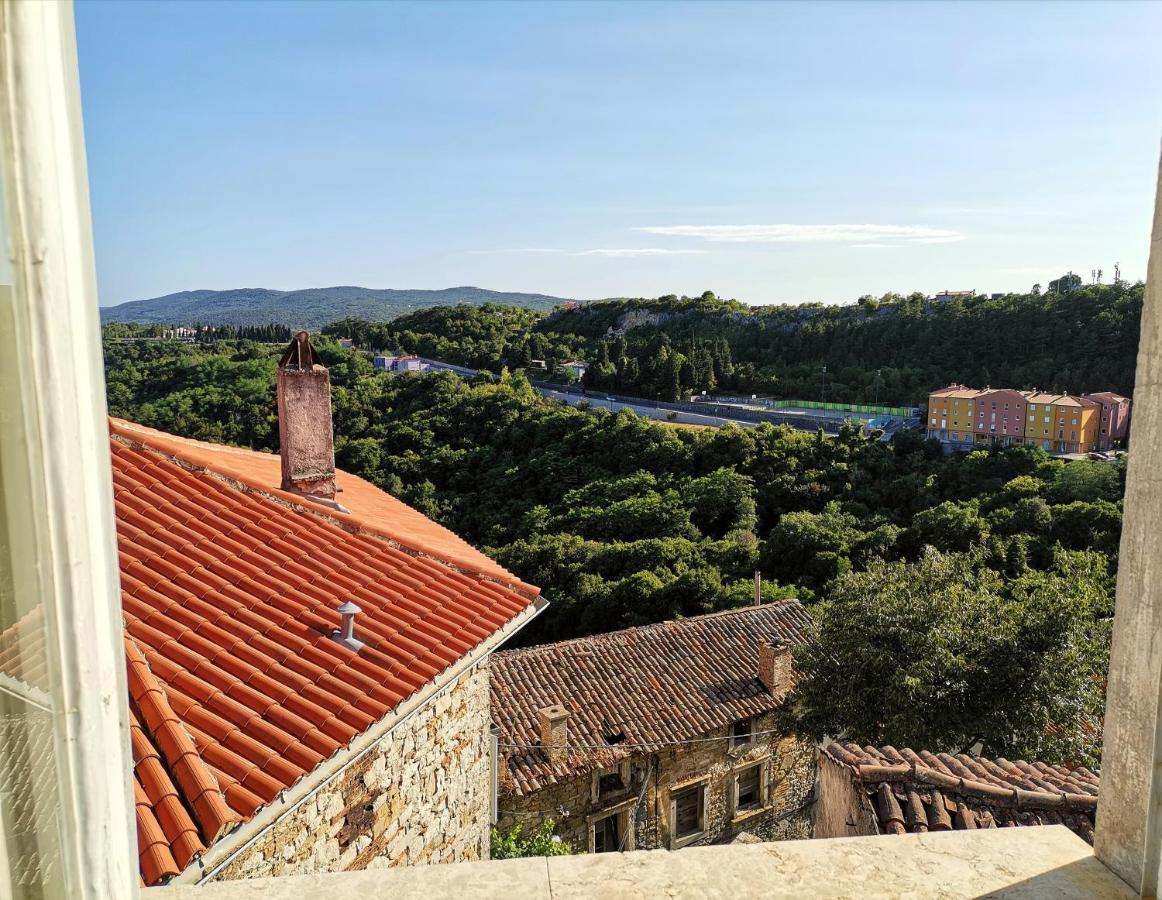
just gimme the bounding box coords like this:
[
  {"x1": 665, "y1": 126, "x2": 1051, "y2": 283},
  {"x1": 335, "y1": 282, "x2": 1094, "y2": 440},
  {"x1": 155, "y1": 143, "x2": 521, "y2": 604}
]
[{"x1": 763, "y1": 399, "x2": 920, "y2": 417}]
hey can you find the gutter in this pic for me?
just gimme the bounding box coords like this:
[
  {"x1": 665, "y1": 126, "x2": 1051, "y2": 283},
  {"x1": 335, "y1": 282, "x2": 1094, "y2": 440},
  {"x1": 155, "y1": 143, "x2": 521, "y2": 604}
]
[{"x1": 172, "y1": 594, "x2": 548, "y2": 885}]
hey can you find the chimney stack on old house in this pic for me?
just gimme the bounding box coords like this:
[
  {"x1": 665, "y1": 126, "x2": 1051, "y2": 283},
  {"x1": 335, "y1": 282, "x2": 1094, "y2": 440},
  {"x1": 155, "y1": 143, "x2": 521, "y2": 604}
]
[
  {"x1": 538, "y1": 704, "x2": 570, "y2": 767},
  {"x1": 277, "y1": 331, "x2": 337, "y2": 500},
  {"x1": 758, "y1": 640, "x2": 793, "y2": 701}
]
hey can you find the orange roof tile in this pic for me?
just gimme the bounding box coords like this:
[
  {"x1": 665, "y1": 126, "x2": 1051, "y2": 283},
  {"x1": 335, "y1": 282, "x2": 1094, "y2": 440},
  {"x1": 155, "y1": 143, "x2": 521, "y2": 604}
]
[{"x1": 0, "y1": 419, "x2": 542, "y2": 886}]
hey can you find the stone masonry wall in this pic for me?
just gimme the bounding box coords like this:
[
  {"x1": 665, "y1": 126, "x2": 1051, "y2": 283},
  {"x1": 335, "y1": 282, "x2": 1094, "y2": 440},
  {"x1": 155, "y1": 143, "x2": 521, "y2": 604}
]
[
  {"x1": 497, "y1": 712, "x2": 816, "y2": 853},
  {"x1": 212, "y1": 661, "x2": 492, "y2": 881}
]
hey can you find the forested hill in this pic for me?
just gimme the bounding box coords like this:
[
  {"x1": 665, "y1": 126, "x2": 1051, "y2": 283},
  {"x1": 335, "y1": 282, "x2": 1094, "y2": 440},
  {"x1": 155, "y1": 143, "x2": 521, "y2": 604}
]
[
  {"x1": 541, "y1": 284, "x2": 1143, "y2": 404},
  {"x1": 99, "y1": 285, "x2": 573, "y2": 328}
]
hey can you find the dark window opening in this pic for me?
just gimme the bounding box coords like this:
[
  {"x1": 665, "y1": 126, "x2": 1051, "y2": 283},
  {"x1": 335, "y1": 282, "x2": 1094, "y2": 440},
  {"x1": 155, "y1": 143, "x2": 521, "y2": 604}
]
[
  {"x1": 736, "y1": 765, "x2": 762, "y2": 812},
  {"x1": 593, "y1": 814, "x2": 620, "y2": 853},
  {"x1": 731, "y1": 718, "x2": 753, "y2": 747},
  {"x1": 598, "y1": 770, "x2": 626, "y2": 796}
]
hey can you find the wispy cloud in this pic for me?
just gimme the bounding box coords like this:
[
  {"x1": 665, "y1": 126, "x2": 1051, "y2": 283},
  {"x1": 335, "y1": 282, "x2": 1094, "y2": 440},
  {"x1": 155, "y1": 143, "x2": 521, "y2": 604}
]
[
  {"x1": 468, "y1": 248, "x2": 564, "y2": 255},
  {"x1": 851, "y1": 243, "x2": 901, "y2": 250},
  {"x1": 573, "y1": 248, "x2": 706, "y2": 257},
  {"x1": 636, "y1": 224, "x2": 965, "y2": 246},
  {"x1": 469, "y1": 247, "x2": 706, "y2": 258}
]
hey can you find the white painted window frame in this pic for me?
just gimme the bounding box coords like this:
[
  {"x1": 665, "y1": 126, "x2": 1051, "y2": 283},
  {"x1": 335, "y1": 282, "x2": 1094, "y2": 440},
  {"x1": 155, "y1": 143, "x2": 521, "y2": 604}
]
[{"x1": 0, "y1": 1, "x2": 135, "y2": 896}]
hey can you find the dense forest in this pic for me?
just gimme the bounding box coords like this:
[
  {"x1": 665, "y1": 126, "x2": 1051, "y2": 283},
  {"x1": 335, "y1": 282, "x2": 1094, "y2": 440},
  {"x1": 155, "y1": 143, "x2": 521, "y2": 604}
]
[
  {"x1": 103, "y1": 332, "x2": 1121, "y2": 764},
  {"x1": 317, "y1": 281, "x2": 1142, "y2": 408}
]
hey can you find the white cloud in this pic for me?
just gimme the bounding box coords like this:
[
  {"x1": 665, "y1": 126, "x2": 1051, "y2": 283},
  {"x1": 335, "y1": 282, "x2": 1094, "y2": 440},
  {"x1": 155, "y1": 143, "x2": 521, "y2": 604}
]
[
  {"x1": 468, "y1": 248, "x2": 564, "y2": 255},
  {"x1": 635, "y1": 223, "x2": 965, "y2": 245},
  {"x1": 851, "y1": 243, "x2": 900, "y2": 250},
  {"x1": 572, "y1": 248, "x2": 707, "y2": 257}
]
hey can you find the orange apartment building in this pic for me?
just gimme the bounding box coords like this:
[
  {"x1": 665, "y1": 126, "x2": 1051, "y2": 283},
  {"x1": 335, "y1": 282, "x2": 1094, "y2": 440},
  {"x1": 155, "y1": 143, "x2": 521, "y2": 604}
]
[{"x1": 927, "y1": 384, "x2": 1113, "y2": 454}]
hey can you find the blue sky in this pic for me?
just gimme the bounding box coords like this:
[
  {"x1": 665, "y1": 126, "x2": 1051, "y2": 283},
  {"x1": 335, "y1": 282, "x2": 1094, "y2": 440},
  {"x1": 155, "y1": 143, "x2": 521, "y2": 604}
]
[{"x1": 76, "y1": 0, "x2": 1162, "y2": 306}]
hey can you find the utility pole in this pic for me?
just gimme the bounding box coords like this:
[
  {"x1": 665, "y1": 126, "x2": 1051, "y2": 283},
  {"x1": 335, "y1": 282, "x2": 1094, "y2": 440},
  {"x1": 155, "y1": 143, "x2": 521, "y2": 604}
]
[
  {"x1": 821, "y1": 366, "x2": 828, "y2": 404},
  {"x1": 753, "y1": 571, "x2": 762, "y2": 606},
  {"x1": 874, "y1": 369, "x2": 881, "y2": 407}
]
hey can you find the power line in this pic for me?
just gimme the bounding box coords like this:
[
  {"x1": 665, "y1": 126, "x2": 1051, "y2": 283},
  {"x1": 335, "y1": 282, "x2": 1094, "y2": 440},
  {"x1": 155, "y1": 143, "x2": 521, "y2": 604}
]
[{"x1": 499, "y1": 726, "x2": 793, "y2": 753}]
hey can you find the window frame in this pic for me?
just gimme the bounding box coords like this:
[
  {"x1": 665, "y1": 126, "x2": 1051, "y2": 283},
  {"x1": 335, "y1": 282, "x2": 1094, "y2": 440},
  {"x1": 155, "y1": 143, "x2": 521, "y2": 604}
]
[
  {"x1": 731, "y1": 760, "x2": 769, "y2": 819},
  {"x1": 0, "y1": 2, "x2": 136, "y2": 895},
  {"x1": 669, "y1": 779, "x2": 709, "y2": 849}
]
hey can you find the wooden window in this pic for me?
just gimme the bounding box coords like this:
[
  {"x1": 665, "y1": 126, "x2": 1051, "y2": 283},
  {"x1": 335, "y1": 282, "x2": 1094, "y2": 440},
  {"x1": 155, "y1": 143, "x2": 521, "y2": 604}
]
[
  {"x1": 736, "y1": 764, "x2": 762, "y2": 812},
  {"x1": 671, "y1": 783, "x2": 705, "y2": 846},
  {"x1": 730, "y1": 718, "x2": 753, "y2": 748}
]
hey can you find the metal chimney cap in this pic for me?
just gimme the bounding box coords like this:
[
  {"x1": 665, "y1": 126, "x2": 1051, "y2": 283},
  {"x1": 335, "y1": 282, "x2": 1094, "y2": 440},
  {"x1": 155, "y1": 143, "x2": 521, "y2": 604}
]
[{"x1": 336, "y1": 601, "x2": 362, "y2": 615}]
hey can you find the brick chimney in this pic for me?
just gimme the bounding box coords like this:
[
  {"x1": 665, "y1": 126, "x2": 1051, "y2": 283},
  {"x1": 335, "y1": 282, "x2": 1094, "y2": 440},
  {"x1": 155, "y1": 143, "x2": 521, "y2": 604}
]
[
  {"x1": 758, "y1": 640, "x2": 793, "y2": 701},
  {"x1": 277, "y1": 332, "x2": 336, "y2": 500},
  {"x1": 538, "y1": 704, "x2": 569, "y2": 767}
]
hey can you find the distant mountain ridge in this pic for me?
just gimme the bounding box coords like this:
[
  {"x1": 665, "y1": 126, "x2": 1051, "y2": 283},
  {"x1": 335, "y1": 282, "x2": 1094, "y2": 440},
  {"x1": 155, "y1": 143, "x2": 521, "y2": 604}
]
[{"x1": 100, "y1": 285, "x2": 574, "y2": 328}]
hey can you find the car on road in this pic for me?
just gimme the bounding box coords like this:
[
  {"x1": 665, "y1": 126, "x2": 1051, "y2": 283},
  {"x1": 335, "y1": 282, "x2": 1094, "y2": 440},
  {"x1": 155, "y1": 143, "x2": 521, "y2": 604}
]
[{"x1": 1088, "y1": 451, "x2": 1111, "y2": 460}]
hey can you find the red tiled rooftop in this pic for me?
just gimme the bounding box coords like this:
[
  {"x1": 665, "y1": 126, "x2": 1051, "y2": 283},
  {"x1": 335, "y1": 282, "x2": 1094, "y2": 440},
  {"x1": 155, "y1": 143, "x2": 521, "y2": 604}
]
[
  {"x1": 0, "y1": 419, "x2": 541, "y2": 885},
  {"x1": 822, "y1": 741, "x2": 1099, "y2": 844}
]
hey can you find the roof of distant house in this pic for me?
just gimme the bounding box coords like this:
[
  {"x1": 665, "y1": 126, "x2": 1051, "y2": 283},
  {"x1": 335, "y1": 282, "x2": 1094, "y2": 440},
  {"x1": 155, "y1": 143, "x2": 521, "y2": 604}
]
[
  {"x1": 822, "y1": 741, "x2": 1099, "y2": 844},
  {"x1": 491, "y1": 603, "x2": 813, "y2": 797},
  {"x1": 929, "y1": 385, "x2": 987, "y2": 400},
  {"x1": 3, "y1": 419, "x2": 542, "y2": 886},
  {"x1": 1083, "y1": 391, "x2": 1132, "y2": 404}
]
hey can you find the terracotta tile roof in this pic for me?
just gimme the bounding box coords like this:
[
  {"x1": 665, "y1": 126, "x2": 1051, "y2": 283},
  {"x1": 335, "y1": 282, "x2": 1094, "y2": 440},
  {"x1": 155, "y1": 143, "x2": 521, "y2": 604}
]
[
  {"x1": 1, "y1": 419, "x2": 542, "y2": 886},
  {"x1": 822, "y1": 741, "x2": 1099, "y2": 844},
  {"x1": 928, "y1": 385, "x2": 986, "y2": 400},
  {"x1": 491, "y1": 603, "x2": 813, "y2": 797}
]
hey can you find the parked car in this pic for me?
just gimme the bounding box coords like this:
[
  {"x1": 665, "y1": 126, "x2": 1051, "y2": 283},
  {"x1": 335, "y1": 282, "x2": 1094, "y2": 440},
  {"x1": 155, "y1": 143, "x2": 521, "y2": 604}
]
[{"x1": 1088, "y1": 451, "x2": 1112, "y2": 460}]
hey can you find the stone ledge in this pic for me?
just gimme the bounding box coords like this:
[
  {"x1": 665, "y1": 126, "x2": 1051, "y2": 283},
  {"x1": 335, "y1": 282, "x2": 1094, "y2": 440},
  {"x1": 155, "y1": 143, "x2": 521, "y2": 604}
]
[{"x1": 147, "y1": 826, "x2": 1132, "y2": 899}]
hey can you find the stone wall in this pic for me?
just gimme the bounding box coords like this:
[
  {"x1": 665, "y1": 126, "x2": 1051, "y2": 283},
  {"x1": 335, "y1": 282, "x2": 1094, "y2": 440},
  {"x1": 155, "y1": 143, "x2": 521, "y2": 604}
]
[
  {"x1": 497, "y1": 712, "x2": 816, "y2": 853},
  {"x1": 212, "y1": 661, "x2": 492, "y2": 881},
  {"x1": 812, "y1": 750, "x2": 879, "y2": 839}
]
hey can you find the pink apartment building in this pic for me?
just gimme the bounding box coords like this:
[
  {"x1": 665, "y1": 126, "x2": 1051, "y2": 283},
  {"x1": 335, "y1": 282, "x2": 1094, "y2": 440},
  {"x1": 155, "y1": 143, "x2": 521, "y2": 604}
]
[
  {"x1": 970, "y1": 388, "x2": 1030, "y2": 445},
  {"x1": 1082, "y1": 391, "x2": 1132, "y2": 449}
]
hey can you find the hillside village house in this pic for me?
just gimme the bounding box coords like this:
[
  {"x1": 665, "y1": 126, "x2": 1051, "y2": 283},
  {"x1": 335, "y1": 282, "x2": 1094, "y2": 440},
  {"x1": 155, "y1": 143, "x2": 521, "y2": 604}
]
[
  {"x1": 0, "y1": 333, "x2": 545, "y2": 886},
  {"x1": 490, "y1": 604, "x2": 817, "y2": 853},
  {"x1": 815, "y1": 742, "x2": 1099, "y2": 845}
]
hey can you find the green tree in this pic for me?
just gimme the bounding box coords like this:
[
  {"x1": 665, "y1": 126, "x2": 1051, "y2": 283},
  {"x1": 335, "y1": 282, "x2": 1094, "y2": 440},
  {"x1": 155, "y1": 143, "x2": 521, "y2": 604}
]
[{"x1": 788, "y1": 550, "x2": 1109, "y2": 765}]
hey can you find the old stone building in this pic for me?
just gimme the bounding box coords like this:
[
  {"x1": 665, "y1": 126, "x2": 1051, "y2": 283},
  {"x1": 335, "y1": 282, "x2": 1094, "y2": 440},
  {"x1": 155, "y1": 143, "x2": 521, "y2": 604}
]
[
  {"x1": 815, "y1": 741, "x2": 1100, "y2": 843},
  {"x1": 0, "y1": 334, "x2": 547, "y2": 887},
  {"x1": 490, "y1": 604, "x2": 817, "y2": 853}
]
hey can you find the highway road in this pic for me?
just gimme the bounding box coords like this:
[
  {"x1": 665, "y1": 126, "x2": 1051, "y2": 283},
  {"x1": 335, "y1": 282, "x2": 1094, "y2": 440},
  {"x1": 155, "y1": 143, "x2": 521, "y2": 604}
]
[{"x1": 537, "y1": 388, "x2": 758, "y2": 429}]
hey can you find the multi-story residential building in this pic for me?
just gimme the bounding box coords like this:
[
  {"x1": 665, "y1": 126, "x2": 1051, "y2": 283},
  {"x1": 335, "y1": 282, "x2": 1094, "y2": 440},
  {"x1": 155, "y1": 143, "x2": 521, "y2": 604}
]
[
  {"x1": 927, "y1": 384, "x2": 1119, "y2": 455},
  {"x1": 491, "y1": 604, "x2": 818, "y2": 855},
  {"x1": 1083, "y1": 391, "x2": 1133, "y2": 449},
  {"x1": 926, "y1": 385, "x2": 986, "y2": 445},
  {"x1": 1022, "y1": 392, "x2": 1101, "y2": 454},
  {"x1": 969, "y1": 388, "x2": 1030, "y2": 446},
  {"x1": 0, "y1": 333, "x2": 546, "y2": 887}
]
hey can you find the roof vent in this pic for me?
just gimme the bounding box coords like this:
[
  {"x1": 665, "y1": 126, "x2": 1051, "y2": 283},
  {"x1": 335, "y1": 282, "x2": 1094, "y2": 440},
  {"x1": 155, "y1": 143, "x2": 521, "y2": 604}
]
[{"x1": 332, "y1": 600, "x2": 365, "y2": 652}]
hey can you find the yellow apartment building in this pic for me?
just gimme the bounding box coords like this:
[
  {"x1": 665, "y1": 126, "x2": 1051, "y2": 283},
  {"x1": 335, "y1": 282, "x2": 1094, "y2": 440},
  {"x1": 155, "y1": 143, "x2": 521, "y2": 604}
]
[
  {"x1": 926, "y1": 385, "x2": 986, "y2": 444},
  {"x1": 1021, "y1": 393, "x2": 1101, "y2": 454}
]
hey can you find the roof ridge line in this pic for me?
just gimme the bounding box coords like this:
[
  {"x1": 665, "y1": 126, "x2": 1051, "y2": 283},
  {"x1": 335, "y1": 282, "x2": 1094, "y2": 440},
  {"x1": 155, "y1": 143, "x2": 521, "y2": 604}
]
[
  {"x1": 110, "y1": 429, "x2": 540, "y2": 601},
  {"x1": 494, "y1": 600, "x2": 805, "y2": 657}
]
